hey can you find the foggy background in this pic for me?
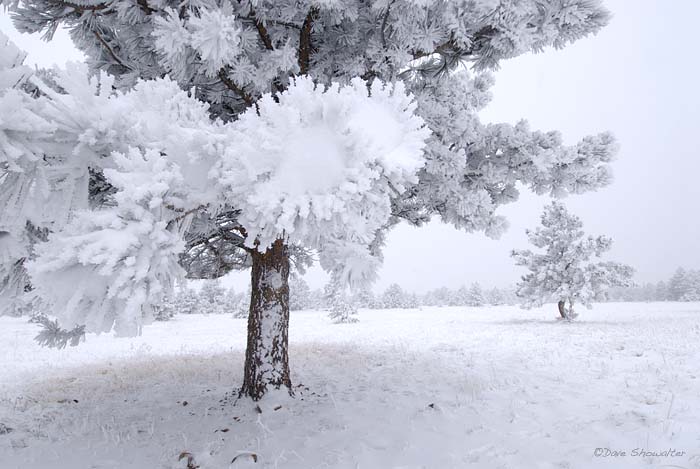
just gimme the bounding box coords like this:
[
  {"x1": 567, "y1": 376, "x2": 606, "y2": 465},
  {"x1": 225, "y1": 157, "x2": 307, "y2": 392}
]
[{"x1": 2, "y1": 0, "x2": 698, "y2": 292}]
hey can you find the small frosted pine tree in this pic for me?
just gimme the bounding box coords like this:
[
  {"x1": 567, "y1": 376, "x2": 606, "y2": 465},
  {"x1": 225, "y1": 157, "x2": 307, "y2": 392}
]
[
  {"x1": 307, "y1": 289, "x2": 325, "y2": 311},
  {"x1": 679, "y1": 271, "x2": 700, "y2": 301},
  {"x1": 289, "y1": 274, "x2": 311, "y2": 312},
  {"x1": 153, "y1": 299, "x2": 176, "y2": 321},
  {"x1": 175, "y1": 288, "x2": 200, "y2": 315},
  {"x1": 512, "y1": 202, "x2": 633, "y2": 320},
  {"x1": 453, "y1": 286, "x2": 469, "y2": 306},
  {"x1": 198, "y1": 281, "x2": 228, "y2": 315},
  {"x1": 487, "y1": 287, "x2": 505, "y2": 306},
  {"x1": 381, "y1": 283, "x2": 409, "y2": 309},
  {"x1": 325, "y1": 278, "x2": 358, "y2": 324},
  {"x1": 405, "y1": 293, "x2": 419, "y2": 309},
  {"x1": 232, "y1": 294, "x2": 249, "y2": 319},
  {"x1": 654, "y1": 281, "x2": 669, "y2": 302},
  {"x1": 432, "y1": 287, "x2": 454, "y2": 307},
  {"x1": 668, "y1": 268, "x2": 688, "y2": 301},
  {"x1": 667, "y1": 267, "x2": 700, "y2": 301},
  {"x1": 466, "y1": 283, "x2": 485, "y2": 307},
  {"x1": 352, "y1": 286, "x2": 377, "y2": 309}
]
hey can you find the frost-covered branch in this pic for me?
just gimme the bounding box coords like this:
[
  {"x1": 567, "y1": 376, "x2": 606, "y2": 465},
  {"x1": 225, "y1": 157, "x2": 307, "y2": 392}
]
[
  {"x1": 33, "y1": 315, "x2": 86, "y2": 349},
  {"x1": 92, "y1": 29, "x2": 133, "y2": 71},
  {"x1": 218, "y1": 68, "x2": 255, "y2": 107}
]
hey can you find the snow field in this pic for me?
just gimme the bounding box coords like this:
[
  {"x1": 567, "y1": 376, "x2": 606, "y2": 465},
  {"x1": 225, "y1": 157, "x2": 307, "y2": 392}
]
[{"x1": 1, "y1": 303, "x2": 699, "y2": 468}]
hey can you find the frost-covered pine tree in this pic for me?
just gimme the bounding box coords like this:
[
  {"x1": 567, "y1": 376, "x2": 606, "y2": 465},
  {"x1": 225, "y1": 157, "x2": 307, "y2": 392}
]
[
  {"x1": 307, "y1": 288, "x2": 325, "y2": 311},
  {"x1": 405, "y1": 292, "x2": 419, "y2": 309},
  {"x1": 324, "y1": 276, "x2": 358, "y2": 323},
  {"x1": 486, "y1": 287, "x2": 505, "y2": 306},
  {"x1": 352, "y1": 286, "x2": 377, "y2": 309},
  {"x1": 453, "y1": 285, "x2": 469, "y2": 306},
  {"x1": 465, "y1": 282, "x2": 485, "y2": 307},
  {"x1": 512, "y1": 202, "x2": 634, "y2": 320},
  {"x1": 3, "y1": 0, "x2": 618, "y2": 399},
  {"x1": 667, "y1": 267, "x2": 700, "y2": 301},
  {"x1": 381, "y1": 283, "x2": 408, "y2": 309},
  {"x1": 429, "y1": 287, "x2": 454, "y2": 307},
  {"x1": 678, "y1": 270, "x2": 700, "y2": 301},
  {"x1": 232, "y1": 294, "x2": 249, "y2": 319},
  {"x1": 289, "y1": 274, "x2": 311, "y2": 311},
  {"x1": 454, "y1": 283, "x2": 484, "y2": 306},
  {"x1": 175, "y1": 287, "x2": 199, "y2": 315},
  {"x1": 198, "y1": 280, "x2": 228, "y2": 315},
  {"x1": 153, "y1": 297, "x2": 176, "y2": 321},
  {"x1": 668, "y1": 268, "x2": 689, "y2": 301},
  {"x1": 328, "y1": 292, "x2": 359, "y2": 324},
  {"x1": 654, "y1": 281, "x2": 669, "y2": 302}
]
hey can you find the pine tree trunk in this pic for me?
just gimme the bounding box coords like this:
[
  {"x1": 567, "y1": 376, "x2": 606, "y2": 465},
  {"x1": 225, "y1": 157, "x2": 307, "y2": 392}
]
[
  {"x1": 557, "y1": 300, "x2": 567, "y2": 319},
  {"x1": 240, "y1": 238, "x2": 292, "y2": 400}
]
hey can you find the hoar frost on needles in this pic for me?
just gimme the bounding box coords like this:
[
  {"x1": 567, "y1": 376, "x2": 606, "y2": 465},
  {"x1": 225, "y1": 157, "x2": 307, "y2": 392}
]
[
  {"x1": 218, "y1": 77, "x2": 429, "y2": 287},
  {"x1": 154, "y1": 4, "x2": 244, "y2": 78},
  {"x1": 28, "y1": 148, "x2": 189, "y2": 336}
]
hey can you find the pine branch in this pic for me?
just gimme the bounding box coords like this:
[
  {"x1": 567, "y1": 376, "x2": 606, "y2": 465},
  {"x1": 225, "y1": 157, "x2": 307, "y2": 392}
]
[
  {"x1": 247, "y1": 6, "x2": 274, "y2": 51},
  {"x1": 58, "y1": 1, "x2": 110, "y2": 13},
  {"x1": 217, "y1": 69, "x2": 255, "y2": 108},
  {"x1": 298, "y1": 7, "x2": 319, "y2": 75},
  {"x1": 380, "y1": 0, "x2": 395, "y2": 50},
  {"x1": 92, "y1": 30, "x2": 133, "y2": 70},
  {"x1": 270, "y1": 20, "x2": 302, "y2": 30},
  {"x1": 136, "y1": 0, "x2": 155, "y2": 15},
  {"x1": 243, "y1": 7, "x2": 287, "y2": 95},
  {"x1": 410, "y1": 26, "x2": 496, "y2": 70},
  {"x1": 34, "y1": 315, "x2": 86, "y2": 349}
]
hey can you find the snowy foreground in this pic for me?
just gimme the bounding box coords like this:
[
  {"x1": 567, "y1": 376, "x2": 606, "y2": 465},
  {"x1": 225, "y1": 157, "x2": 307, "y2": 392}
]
[{"x1": 1, "y1": 304, "x2": 699, "y2": 469}]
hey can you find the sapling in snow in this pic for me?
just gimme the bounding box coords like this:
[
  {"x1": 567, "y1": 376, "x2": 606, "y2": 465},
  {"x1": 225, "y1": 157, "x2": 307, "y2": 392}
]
[
  {"x1": 289, "y1": 274, "x2": 311, "y2": 312},
  {"x1": 464, "y1": 283, "x2": 485, "y2": 307},
  {"x1": 324, "y1": 276, "x2": 359, "y2": 324},
  {"x1": 512, "y1": 202, "x2": 634, "y2": 320}
]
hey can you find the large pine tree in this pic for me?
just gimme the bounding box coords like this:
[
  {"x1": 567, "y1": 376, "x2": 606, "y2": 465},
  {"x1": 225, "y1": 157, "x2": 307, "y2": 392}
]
[{"x1": 2, "y1": 0, "x2": 618, "y2": 399}]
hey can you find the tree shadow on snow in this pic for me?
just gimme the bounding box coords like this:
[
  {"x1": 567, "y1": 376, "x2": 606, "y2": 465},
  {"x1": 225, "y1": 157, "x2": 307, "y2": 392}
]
[{"x1": 1, "y1": 343, "x2": 491, "y2": 468}]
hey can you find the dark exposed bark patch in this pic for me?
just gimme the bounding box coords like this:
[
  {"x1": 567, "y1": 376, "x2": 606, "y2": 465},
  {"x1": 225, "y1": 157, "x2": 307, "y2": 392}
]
[
  {"x1": 298, "y1": 7, "x2": 319, "y2": 75},
  {"x1": 557, "y1": 300, "x2": 567, "y2": 319}
]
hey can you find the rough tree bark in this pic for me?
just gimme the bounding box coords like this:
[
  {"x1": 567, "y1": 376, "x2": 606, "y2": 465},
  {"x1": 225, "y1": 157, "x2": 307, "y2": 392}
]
[
  {"x1": 557, "y1": 300, "x2": 567, "y2": 319},
  {"x1": 239, "y1": 238, "x2": 292, "y2": 400}
]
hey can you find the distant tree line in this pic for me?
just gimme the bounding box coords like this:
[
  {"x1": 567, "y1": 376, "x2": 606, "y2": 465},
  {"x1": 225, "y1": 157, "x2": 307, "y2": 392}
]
[
  {"x1": 290, "y1": 278, "x2": 521, "y2": 311},
  {"x1": 606, "y1": 267, "x2": 700, "y2": 303},
  {"x1": 158, "y1": 277, "x2": 519, "y2": 319},
  {"x1": 148, "y1": 266, "x2": 700, "y2": 321}
]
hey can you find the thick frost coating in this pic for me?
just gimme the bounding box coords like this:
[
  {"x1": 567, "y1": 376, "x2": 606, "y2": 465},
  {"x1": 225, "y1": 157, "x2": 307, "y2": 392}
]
[
  {"x1": 0, "y1": 38, "x2": 226, "y2": 332},
  {"x1": 512, "y1": 202, "x2": 633, "y2": 319},
  {"x1": 219, "y1": 77, "x2": 429, "y2": 287},
  {"x1": 154, "y1": 4, "x2": 243, "y2": 78},
  {"x1": 0, "y1": 36, "x2": 428, "y2": 334},
  {"x1": 402, "y1": 71, "x2": 618, "y2": 238},
  {"x1": 28, "y1": 149, "x2": 187, "y2": 336}
]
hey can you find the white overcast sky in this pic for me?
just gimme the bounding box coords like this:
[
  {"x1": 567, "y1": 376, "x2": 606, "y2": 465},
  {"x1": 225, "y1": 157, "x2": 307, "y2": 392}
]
[{"x1": 1, "y1": 0, "x2": 698, "y2": 293}]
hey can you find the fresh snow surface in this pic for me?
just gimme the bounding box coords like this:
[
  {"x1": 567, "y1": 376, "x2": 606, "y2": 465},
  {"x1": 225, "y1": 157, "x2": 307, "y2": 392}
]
[{"x1": 1, "y1": 303, "x2": 699, "y2": 469}]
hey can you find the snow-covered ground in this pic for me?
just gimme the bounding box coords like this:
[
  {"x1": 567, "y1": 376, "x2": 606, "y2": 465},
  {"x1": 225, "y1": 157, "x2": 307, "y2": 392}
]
[{"x1": 1, "y1": 303, "x2": 699, "y2": 469}]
